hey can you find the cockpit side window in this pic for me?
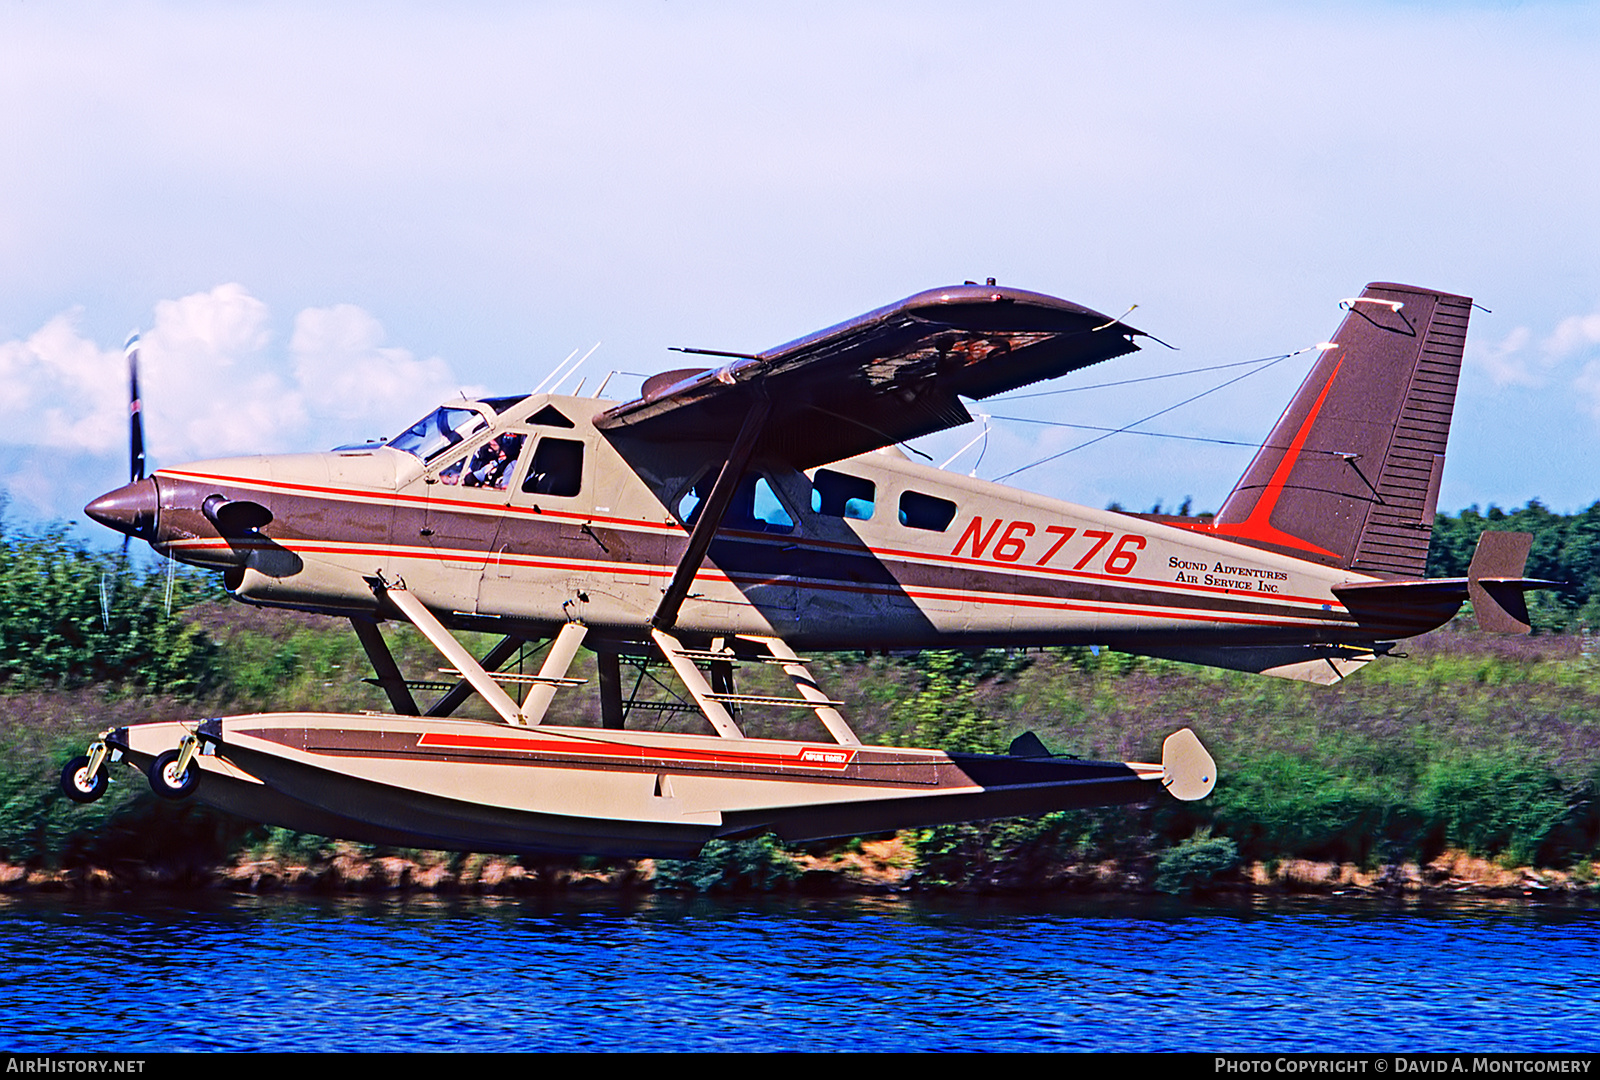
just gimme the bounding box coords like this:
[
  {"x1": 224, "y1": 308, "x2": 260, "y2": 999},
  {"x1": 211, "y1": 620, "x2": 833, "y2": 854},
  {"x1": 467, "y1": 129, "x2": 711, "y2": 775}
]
[
  {"x1": 388, "y1": 407, "x2": 488, "y2": 461},
  {"x1": 523, "y1": 438, "x2": 584, "y2": 497},
  {"x1": 437, "y1": 433, "x2": 527, "y2": 489}
]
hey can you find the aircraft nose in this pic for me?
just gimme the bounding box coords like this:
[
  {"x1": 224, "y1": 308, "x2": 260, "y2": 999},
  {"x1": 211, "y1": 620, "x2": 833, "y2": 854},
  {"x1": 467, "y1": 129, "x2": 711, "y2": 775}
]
[{"x1": 85, "y1": 478, "x2": 160, "y2": 540}]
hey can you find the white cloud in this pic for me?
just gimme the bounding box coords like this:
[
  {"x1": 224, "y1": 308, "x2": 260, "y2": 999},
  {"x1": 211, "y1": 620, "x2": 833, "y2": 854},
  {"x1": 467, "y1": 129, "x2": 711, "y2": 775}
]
[
  {"x1": 142, "y1": 283, "x2": 297, "y2": 460},
  {"x1": 0, "y1": 312, "x2": 126, "y2": 453},
  {"x1": 1546, "y1": 313, "x2": 1600, "y2": 360},
  {"x1": 1550, "y1": 308, "x2": 1600, "y2": 420},
  {"x1": 0, "y1": 285, "x2": 467, "y2": 520},
  {"x1": 1571, "y1": 361, "x2": 1600, "y2": 420},
  {"x1": 1467, "y1": 307, "x2": 1600, "y2": 419},
  {"x1": 1529, "y1": 306, "x2": 1600, "y2": 420},
  {"x1": 289, "y1": 304, "x2": 467, "y2": 431},
  {"x1": 1469, "y1": 325, "x2": 1543, "y2": 389}
]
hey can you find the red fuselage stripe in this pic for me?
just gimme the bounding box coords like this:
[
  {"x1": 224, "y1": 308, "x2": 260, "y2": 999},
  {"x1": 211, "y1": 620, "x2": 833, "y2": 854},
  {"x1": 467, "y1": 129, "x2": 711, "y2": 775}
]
[
  {"x1": 159, "y1": 469, "x2": 1347, "y2": 613},
  {"x1": 169, "y1": 534, "x2": 1341, "y2": 628},
  {"x1": 414, "y1": 731, "x2": 859, "y2": 771}
]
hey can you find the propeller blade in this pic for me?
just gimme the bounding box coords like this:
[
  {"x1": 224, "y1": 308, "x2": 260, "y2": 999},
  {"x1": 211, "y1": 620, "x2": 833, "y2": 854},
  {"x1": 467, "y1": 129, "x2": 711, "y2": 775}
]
[{"x1": 126, "y1": 332, "x2": 146, "y2": 483}]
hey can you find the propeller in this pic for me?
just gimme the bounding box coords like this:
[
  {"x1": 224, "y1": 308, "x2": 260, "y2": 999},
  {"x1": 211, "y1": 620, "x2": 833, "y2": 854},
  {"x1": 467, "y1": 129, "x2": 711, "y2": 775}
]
[
  {"x1": 121, "y1": 332, "x2": 148, "y2": 556},
  {"x1": 100, "y1": 333, "x2": 149, "y2": 629},
  {"x1": 127, "y1": 332, "x2": 146, "y2": 484}
]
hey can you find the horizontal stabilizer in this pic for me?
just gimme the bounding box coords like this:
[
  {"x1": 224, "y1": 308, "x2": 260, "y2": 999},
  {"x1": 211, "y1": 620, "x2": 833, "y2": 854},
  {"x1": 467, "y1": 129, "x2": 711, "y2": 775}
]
[
  {"x1": 1333, "y1": 531, "x2": 1559, "y2": 636},
  {"x1": 1468, "y1": 530, "x2": 1544, "y2": 634}
]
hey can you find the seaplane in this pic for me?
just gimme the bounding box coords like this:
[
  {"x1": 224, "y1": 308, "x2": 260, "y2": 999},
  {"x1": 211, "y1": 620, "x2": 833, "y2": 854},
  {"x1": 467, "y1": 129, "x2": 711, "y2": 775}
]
[{"x1": 59, "y1": 279, "x2": 1545, "y2": 857}]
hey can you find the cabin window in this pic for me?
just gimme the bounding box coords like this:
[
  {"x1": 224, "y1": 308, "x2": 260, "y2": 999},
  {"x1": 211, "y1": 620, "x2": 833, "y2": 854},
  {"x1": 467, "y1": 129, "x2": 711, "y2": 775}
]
[
  {"x1": 747, "y1": 477, "x2": 795, "y2": 533},
  {"x1": 899, "y1": 490, "x2": 957, "y2": 532},
  {"x1": 388, "y1": 406, "x2": 488, "y2": 461},
  {"x1": 523, "y1": 438, "x2": 584, "y2": 497},
  {"x1": 811, "y1": 469, "x2": 875, "y2": 521},
  {"x1": 677, "y1": 479, "x2": 705, "y2": 524},
  {"x1": 678, "y1": 473, "x2": 795, "y2": 534}
]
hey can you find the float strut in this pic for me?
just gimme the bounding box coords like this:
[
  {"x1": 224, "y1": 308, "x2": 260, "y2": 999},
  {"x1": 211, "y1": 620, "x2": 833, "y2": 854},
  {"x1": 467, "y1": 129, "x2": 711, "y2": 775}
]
[
  {"x1": 517, "y1": 621, "x2": 589, "y2": 726},
  {"x1": 377, "y1": 580, "x2": 525, "y2": 725}
]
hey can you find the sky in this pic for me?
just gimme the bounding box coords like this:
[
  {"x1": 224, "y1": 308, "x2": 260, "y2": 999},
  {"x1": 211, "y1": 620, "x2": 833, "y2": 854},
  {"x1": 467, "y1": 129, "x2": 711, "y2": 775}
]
[{"x1": 2, "y1": 1, "x2": 1597, "y2": 535}]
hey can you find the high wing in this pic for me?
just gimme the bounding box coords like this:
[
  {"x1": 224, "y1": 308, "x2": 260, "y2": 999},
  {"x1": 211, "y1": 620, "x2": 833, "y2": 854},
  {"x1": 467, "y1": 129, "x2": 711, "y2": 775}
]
[{"x1": 594, "y1": 284, "x2": 1143, "y2": 469}]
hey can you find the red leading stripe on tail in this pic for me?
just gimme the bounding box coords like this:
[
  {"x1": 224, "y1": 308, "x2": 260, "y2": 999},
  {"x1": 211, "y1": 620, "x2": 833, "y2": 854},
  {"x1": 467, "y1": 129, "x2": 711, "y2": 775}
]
[{"x1": 1204, "y1": 358, "x2": 1344, "y2": 558}]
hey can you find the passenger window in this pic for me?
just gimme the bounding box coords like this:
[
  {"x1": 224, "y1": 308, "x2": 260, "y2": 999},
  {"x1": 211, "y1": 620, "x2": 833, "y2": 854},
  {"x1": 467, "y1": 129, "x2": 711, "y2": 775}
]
[
  {"x1": 811, "y1": 469, "x2": 875, "y2": 521},
  {"x1": 749, "y1": 477, "x2": 795, "y2": 532},
  {"x1": 899, "y1": 490, "x2": 957, "y2": 532},
  {"x1": 677, "y1": 473, "x2": 794, "y2": 534},
  {"x1": 523, "y1": 438, "x2": 584, "y2": 497}
]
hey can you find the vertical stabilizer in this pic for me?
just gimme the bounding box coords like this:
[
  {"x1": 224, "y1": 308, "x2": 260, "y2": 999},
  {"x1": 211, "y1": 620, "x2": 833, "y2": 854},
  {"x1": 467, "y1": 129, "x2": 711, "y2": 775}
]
[{"x1": 1208, "y1": 283, "x2": 1471, "y2": 577}]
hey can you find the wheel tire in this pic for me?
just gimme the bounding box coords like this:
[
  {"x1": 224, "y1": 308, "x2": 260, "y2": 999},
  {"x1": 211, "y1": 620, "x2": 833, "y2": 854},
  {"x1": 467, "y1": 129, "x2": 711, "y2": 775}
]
[
  {"x1": 60, "y1": 755, "x2": 108, "y2": 804},
  {"x1": 149, "y1": 749, "x2": 200, "y2": 800}
]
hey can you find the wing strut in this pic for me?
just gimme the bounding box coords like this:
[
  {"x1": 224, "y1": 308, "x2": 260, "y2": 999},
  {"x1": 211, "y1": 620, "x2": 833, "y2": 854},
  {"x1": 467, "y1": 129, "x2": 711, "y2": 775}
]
[{"x1": 651, "y1": 392, "x2": 771, "y2": 633}]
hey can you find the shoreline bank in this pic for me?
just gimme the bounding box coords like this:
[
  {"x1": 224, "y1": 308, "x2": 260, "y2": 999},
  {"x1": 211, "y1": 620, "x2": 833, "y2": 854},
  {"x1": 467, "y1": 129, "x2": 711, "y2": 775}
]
[{"x1": 4, "y1": 842, "x2": 1596, "y2": 902}]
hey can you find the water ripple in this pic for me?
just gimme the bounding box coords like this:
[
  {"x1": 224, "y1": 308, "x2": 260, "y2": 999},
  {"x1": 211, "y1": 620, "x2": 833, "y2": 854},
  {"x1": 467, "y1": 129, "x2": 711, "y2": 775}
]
[{"x1": 1, "y1": 895, "x2": 1596, "y2": 1051}]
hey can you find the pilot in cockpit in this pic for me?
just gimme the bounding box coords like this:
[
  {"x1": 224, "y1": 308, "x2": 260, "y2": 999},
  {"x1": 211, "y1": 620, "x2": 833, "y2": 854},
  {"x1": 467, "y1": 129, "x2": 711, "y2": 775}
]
[{"x1": 460, "y1": 434, "x2": 524, "y2": 489}]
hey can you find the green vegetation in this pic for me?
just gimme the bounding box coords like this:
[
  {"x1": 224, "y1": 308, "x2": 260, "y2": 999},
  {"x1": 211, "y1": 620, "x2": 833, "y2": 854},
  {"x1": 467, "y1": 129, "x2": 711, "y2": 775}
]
[
  {"x1": 3, "y1": 505, "x2": 1600, "y2": 892},
  {"x1": 654, "y1": 836, "x2": 803, "y2": 893},
  {"x1": 1155, "y1": 833, "x2": 1240, "y2": 894},
  {"x1": 0, "y1": 524, "x2": 220, "y2": 692}
]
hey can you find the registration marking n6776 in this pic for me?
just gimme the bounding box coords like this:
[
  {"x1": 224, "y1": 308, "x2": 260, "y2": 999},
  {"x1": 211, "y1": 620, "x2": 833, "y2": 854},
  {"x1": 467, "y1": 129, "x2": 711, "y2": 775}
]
[{"x1": 951, "y1": 516, "x2": 1146, "y2": 576}]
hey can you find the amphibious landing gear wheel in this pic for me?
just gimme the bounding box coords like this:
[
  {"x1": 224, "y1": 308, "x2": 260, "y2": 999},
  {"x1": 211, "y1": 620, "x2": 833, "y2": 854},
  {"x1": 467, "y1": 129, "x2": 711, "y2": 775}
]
[
  {"x1": 149, "y1": 749, "x2": 200, "y2": 800},
  {"x1": 60, "y1": 756, "x2": 108, "y2": 804}
]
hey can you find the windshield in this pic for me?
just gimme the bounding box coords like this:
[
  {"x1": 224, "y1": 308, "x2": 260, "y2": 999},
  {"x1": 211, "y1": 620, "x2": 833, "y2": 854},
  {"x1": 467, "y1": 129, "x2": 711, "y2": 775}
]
[{"x1": 386, "y1": 406, "x2": 489, "y2": 461}]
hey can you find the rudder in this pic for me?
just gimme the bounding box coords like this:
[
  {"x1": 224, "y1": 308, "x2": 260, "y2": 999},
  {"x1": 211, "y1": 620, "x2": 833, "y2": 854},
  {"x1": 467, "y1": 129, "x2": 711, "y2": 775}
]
[{"x1": 1207, "y1": 282, "x2": 1471, "y2": 578}]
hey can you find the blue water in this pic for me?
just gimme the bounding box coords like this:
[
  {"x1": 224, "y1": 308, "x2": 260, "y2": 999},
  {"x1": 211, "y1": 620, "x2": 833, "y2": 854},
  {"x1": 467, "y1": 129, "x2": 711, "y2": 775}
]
[{"x1": 0, "y1": 894, "x2": 1596, "y2": 1052}]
